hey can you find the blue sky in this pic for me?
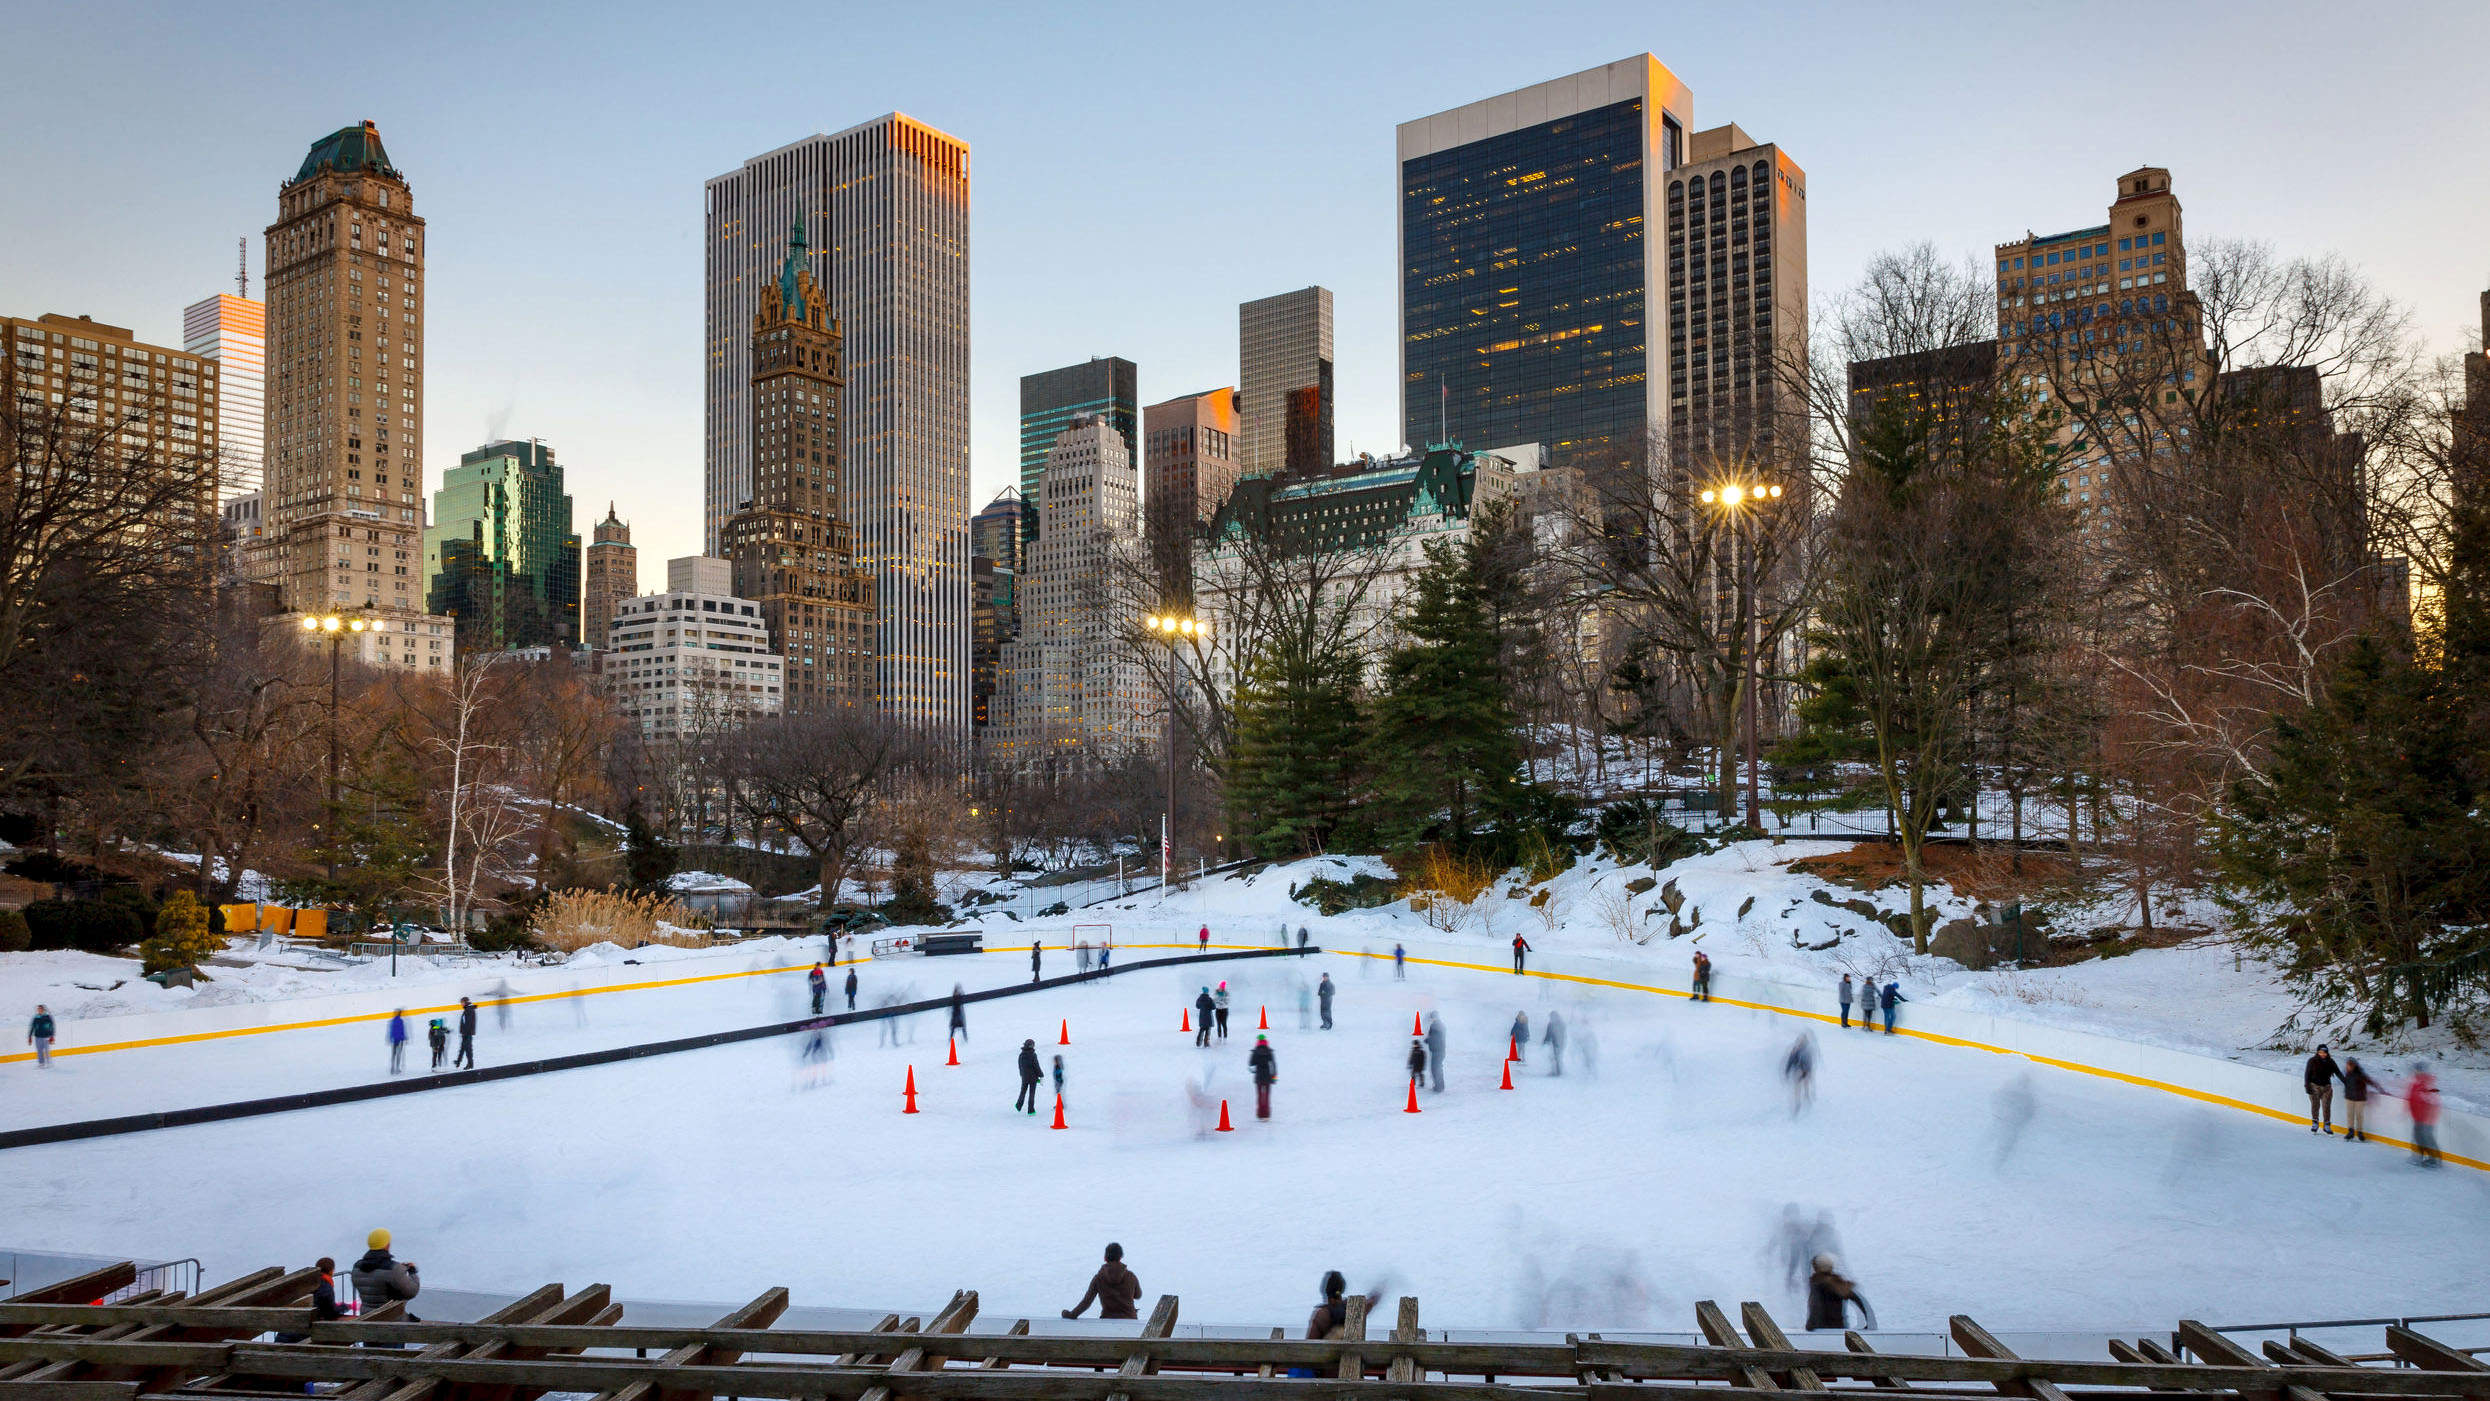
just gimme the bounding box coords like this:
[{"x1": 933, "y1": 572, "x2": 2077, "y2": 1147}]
[{"x1": 5, "y1": 0, "x2": 2486, "y2": 574}]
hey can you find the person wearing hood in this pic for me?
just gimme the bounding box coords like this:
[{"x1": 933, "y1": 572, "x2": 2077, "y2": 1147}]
[
  {"x1": 1015, "y1": 1039, "x2": 1044, "y2": 1115},
  {"x1": 426, "y1": 1018, "x2": 449, "y2": 1071},
  {"x1": 1194, "y1": 987, "x2": 1216, "y2": 1047},
  {"x1": 1063, "y1": 1242, "x2": 1141, "y2": 1319},
  {"x1": 1803, "y1": 1254, "x2": 1873, "y2": 1331},
  {"x1": 949, "y1": 984, "x2": 969, "y2": 1043},
  {"x1": 350, "y1": 1229, "x2": 420, "y2": 1321}
]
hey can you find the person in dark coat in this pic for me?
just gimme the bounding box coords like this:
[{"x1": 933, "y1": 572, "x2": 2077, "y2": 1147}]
[
  {"x1": 455, "y1": 997, "x2": 477, "y2": 1069},
  {"x1": 1063, "y1": 1242, "x2": 1141, "y2": 1319},
  {"x1": 809, "y1": 964, "x2": 827, "y2": 1016},
  {"x1": 1543, "y1": 1010, "x2": 1567, "y2": 1076},
  {"x1": 1194, "y1": 988, "x2": 1216, "y2": 1047},
  {"x1": 1407, "y1": 1036, "x2": 1428, "y2": 1088},
  {"x1": 1837, "y1": 974, "x2": 1854, "y2": 1029},
  {"x1": 26, "y1": 1005, "x2": 56, "y2": 1067},
  {"x1": 426, "y1": 1018, "x2": 448, "y2": 1070},
  {"x1": 1015, "y1": 1039, "x2": 1043, "y2": 1114},
  {"x1": 1316, "y1": 974, "x2": 1334, "y2": 1030},
  {"x1": 844, "y1": 966, "x2": 858, "y2": 1011},
  {"x1": 1691, "y1": 952, "x2": 1713, "y2": 1002},
  {"x1": 1030, "y1": 941, "x2": 1043, "y2": 983},
  {"x1": 1249, "y1": 1034, "x2": 1278, "y2": 1119},
  {"x1": 1424, "y1": 1013, "x2": 1446, "y2": 1092},
  {"x1": 1879, "y1": 980, "x2": 1904, "y2": 1033},
  {"x1": 350, "y1": 1230, "x2": 420, "y2": 1316},
  {"x1": 2342, "y1": 1056, "x2": 2374, "y2": 1142},
  {"x1": 1305, "y1": 1271, "x2": 1381, "y2": 1341},
  {"x1": 1394, "y1": 943, "x2": 1406, "y2": 979},
  {"x1": 1509, "y1": 1010, "x2": 1530, "y2": 1064},
  {"x1": 387, "y1": 1010, "x2": 409, "y2": 1075},
  {"x1": 949, "y1": 984, "x2": 969, "y2": 1043},
  {"x1": 2304, "y1": 1046, "x2": 2342, "y2": 1135},
  {"x1": 1297, "y1": 926, "x2": 1309, "y2": 954},
  {"x1": 1511, "y1": 933, "x2": 1532, "y2": 974},
  {"x1": 1803, "y1": 1255, "x2": 1873, "y2": 1331},
  {"x1": 275, "y1": 1257, "x2": 345, "y2": 1343}
]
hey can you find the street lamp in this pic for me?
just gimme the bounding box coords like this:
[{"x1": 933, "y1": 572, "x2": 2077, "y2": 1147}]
[
  {"x1": 301, "y1": 612, "x2": 370, "y2": 883},
  {"x1": 1697, "y1": 482, "x2": 1783, "y2": 831},
  {"x1": 1141, "y1": 610, "x2": 1208, "y2": 897}
]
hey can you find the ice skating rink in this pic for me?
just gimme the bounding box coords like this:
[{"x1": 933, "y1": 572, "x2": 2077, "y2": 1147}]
[{"x1": 5, "y1": 940, "x2": 2485, "y2": 1332}]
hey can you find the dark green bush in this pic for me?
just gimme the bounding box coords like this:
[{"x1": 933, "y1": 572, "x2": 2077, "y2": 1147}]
[
  {"x1": 1595, "y1": 800, "x2": 1700, "y2": 867},
  {"x1": 5, "y1": 852, "x2": 103, "y2": 885},
  {"x1": 0, "y1": 909, "x2": 30, "y2": 953},
  {"x1": 1293, "y1": 873, "x2": 1401, "y2": 916},
  {"x1": 24, "y1": 899, "x2": 147, "y2": 954}
]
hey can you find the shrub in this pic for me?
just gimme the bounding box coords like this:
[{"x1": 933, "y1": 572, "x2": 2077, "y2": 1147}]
[
  {"x1": 1595, "y1": 800, "x2": 1699, "y2": 867},
  {"x1": 4, "y1": 852, "x2": 103, "y2": 885},
  {"x1": 1293, "y1": 873, "x2": 1400, "y2": 917},
  {"x1": 0, "y1": 909, "x2": 29, "y2": 953},
  {"x1": 24, "y1": 899, "x2": 147, "y2": 954},
  {"x1": 529, "y1": 888, "x2": 710, "y2": 953},
  {"x1": 1398, "y1": 845, "x2": 1500, "y2": 933},
  {"x1": 140, "y1": 891, "x2": 220, "y2": 975}
]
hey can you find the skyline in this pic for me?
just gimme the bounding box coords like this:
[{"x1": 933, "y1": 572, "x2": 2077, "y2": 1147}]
[{"x1": 6, "y1": 0, "x2": 2488, "y2": 576}]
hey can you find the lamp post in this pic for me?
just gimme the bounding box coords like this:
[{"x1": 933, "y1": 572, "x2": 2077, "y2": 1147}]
[
  {"x1": 1141, "y1": 610, "x2": 1207, "y2": 898},
  {"x1": 1697, "y1": 481, "x2": 1783, "y2": 830},
  {"x1": 299, "y1": 611, "x2": 369, "y2": 883}
]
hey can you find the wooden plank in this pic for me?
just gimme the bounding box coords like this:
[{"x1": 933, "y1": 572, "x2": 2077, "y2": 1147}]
[
  {"x1": 1842, "y1": 1334, "x2": 1905, "y2": 1390},
  {"x1": 1738, "y1": 1305, "x2": 1821, "y2": 1391},
  {"x1": 0, "y1": 1383, "x2": 142, "y2": 1401},
  {"x1": 1334, "y1": 1295, "x2": 1367, "y2": 1383},
  {"x1": 832, "y1": 1316, "x2": 904, "y2": 1370},
  {"x1": 338, "y1": 1284, "x2": 570, "y2": 1401},
  {"x1": 2107, "y1": 1341, "x2": 2183, "y2": 1389},
  {"x1": 1256, "y1": 1330, "x2": 1283, "y2": 1382},
  {"x1": 1692, "y1": 1302, "x2": 1776, "y2": 1392},
  {"x1": 3, "y1": 1270, "x2": 142, "y2": 1322},
  {"x1": 2389, "y1": 1327, "x2": 2490, "y2": 1374},
  {"x1": 1105, "y1": 1297, "x2": 1179, "y2": 1401},
  {"x1": 599, "y1": 1289, "x2": 793, "y2": 1401},
  {"x1": 1386, "y1": 1300, "x2": 1421, "y2": 1385},
  {"x1": 2277, "y1": 1341, "x2": 2357, "y2": 1370},
  {"x1": 2173, "y1": 1322, "x2": 2328, "y2": 1401},
  {"x1": 855, "y1": 1291, "x2": 974, "y2": 1401},
  {"x1": 1950, "y1": 1316, "x2": 2074, "y2": 1401},
  {"x1": 976, "y1": 1321, "x2": 1029, "y2": 1372}
]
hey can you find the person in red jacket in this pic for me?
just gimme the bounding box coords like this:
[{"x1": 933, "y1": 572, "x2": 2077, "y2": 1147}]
[
  {"x1": 1511, "y1": 933, "x2": 1532, "y2": 975},
  {"x1": 2406, "y1": 1065, "x2": 2442, "y2": 1167},
  {"x1": 1198, "y1": 925, "x2": 1209, "y2": 953}
]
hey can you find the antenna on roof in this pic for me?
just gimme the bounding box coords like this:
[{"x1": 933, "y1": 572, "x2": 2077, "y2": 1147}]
[{"x1": 237, "y1": 238, "x2": 248, "y2": 299}]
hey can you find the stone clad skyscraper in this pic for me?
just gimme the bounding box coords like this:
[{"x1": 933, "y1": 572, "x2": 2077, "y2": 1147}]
[
  {"x1": 263, "y1": 121, "x2": 434, "y2": 617},
  {"x1": 582, "y1": 505, "x2": 637, "y2": 650},
  {"x1": 722, "y1": 222, "x2": 878, "y2": 712},
  {"x1": 705, "y1": 115, "x2": 971, "y2": 728},
  {"x1": 1239, "y1": 288, "x2": 1331, "y2": 477}
]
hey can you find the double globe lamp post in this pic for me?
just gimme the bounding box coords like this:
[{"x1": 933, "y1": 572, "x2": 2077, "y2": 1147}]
[
  {"x1": 299, "y1": 612, "x2": 368, "y2": 882},
  {"x1": 1697, "y1": 481, "x2": 1782, "y2": 830},
  {"x1": 1141, "y1": 611, "x2": 1207, "y2": 896}
]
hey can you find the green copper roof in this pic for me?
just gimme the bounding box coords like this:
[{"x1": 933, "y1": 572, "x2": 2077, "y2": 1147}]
[{"x1": 293, "y1": 122, "x2": 398, "y2": 183}]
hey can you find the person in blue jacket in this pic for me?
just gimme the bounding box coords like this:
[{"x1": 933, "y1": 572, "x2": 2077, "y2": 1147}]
[{"x1": 1879, "y1": 981, "x2": 1906, "y2": 1034}]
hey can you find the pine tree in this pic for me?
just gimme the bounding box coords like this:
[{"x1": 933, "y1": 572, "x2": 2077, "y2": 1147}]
[
  {"x1": 1368, "y1": 536, "x2": 1525, "y2": 852},
  {"x1": 1223, "y1": 639, "x2": 1366, "y2": 858},
  {"x1": 140, "y1": 890, "x2": 219, "y2": 975},
  {"x1": 621, "y1": 803, "x2": 679, "y2": 893},
  {"x1": 296, "y1": 753, "x2": 432, "y2": 934}
]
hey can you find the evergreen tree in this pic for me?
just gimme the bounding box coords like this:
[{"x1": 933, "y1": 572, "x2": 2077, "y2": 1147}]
[
  {"x1": 1222, "y1": 638, "x2": 1366, "y2": 857},
  {"x1": 140, "y1": 889, "x2": 219, "y2": 975},
  {"x1": 295, "y1": 753, "x2": 432, "y2": 934},
  {"x1": 1368, "y1": 536, "x2": 1526, "y2": 851},
  {"x1": 621, "y1": 803, "x2": 679, "y2": 893}
]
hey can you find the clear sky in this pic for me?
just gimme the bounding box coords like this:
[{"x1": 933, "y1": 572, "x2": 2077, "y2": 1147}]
[{"x1": 5, "y1": 0, "x2": 2486, "y2": 577}]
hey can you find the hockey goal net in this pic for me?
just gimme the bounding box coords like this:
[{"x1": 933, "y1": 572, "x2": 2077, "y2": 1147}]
[{"x1": 1071, "y1": 922, "x2": 1114, "y2": 950}]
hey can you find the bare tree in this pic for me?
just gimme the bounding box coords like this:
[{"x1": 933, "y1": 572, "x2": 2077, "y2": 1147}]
[{"x1": 723, "y1": 709, "x2": 916, "y2": 904}]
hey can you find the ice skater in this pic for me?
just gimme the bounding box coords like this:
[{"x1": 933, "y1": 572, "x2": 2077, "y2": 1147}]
[
  {"x1": 1424, "y1": 1012, "x2": 1446, "y2": 1092},
  {"x1": 2343, "y1": 1056, "x2": 2374, "y2": 1142},
  {"x1": 1051, "y1": 1051, "x2": 1067, "y2": 1104},
  {"x1": 1317, "y1": 973, "x2": 1335, "y2": 1030},
  {"x1": 455, "y1": 997, "x2": 477, "y2": 1069},
  {"x1": 1543, "y1": 1009, "x2": 1568, "y2": 1076},
  {"x1": 1511, "y1": 932, "x2": 1532, "y2": 974},
  {"x1": 1783, "y1": 1032, "x2": 1816, "y2": 1113},
  {"x1": 1077, "y1": 940, "x2": 1093, "y2": 974},
  {"x1": 1691, "y1": 951, "x2": 1713, "y2": 1002},
  {"x1": 1837, "y1": 974, "x2": 1854, "y2": 1029},
  {"x1": 845, "y1": 965, "x2": 858, "y2": 1011},
  {"x1": 1297, "y1": 925, "x2": 1310, "y2": 955},
  {"x1": 491, "y1": 979, "x2": 514, "y2": 1032},
  {"x1": 1297, "y1": 983, "x2": 1314, "y2": 1030},
  {"x1": 2406, "y1": 1063, "x2": 2442, "y2": 1167},
  {"x1": 877, "y1": 993, "x2": 904, "y2": 1047},
  {"x1": 25, "y1": 1005, "x2": 55, "y2": 1067},
  {"x1": 1770, "y1": 1206, "x2": 1843, "y2": 1294},
  {"x1": 1804, "y1": 1255, "x2": 1874, "y2": 1331},
  {"x1": 1394, "y1": 943, "x2": 1406, "y2": 979},
  {"x1": 1030, "y1": 941, "x2": 1043, "y2": 983},
  {"x1": 1991, "y1": 1072, "x2": 2036, "y2": 1166},
  {"x1": 1199, "y1": 925, "x2": 1210, "y2": 953},
  {"x1": 1879, "y1": 979, "x2": 1904, "y2": 1033},
  {"x1": 1062, "y1": 1242, "x2": 1140, "y2": 1320},
  {"x1": 1215, "y1": 981, "x2": 1231, "y2": 1039},
  {"x1": 809, "y1": 963, "x2": 828, "y2": 1016},
  {"x1": 1195, "y1": 987, "x2": 1216, "y2": 1047},
  {"x1": 1509, "y1": 1010, "x2": 1530, "y2": 1064},
  {"x1": 1098, "y1": 943, "x2": 1110, "y2": 971},
  {"x1": 1407, "y1": 1035, "x2": 1428, "y2": 1090},
  {"x1": 387, "y1": 1009, "x2": 409, "y2": 1074},
  {"x1": 1249, "y1": 1033, "x2": 1278, "y2": 1119},
  {"x1": 1015, "y1": 1038, "x2": 1044, "y2": 1115},
  {"x1": 426, "y1": 1017, "x2": 448, "y2": 1070},
  {"x1": 949, "y1": 984, "x2": 969, "y2": 1044},
  {"x1": 2304, "y1": 1045, "x2": 2341, "y2": 1134}
]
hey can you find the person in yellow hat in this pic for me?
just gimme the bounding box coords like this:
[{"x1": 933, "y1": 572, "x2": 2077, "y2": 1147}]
[{"x1": 351, "y1": 1228, "x2": 420, "y2": 1320}]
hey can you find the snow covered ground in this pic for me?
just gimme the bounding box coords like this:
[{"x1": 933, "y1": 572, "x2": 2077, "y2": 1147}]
[{"x1": 4, "y1": 912, "x2": 2485, "y2": 1334}]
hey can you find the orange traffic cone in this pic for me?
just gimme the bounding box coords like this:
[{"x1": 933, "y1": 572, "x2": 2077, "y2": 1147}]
[
  {"x1": 946, "y1": 1035, "x2": 959, "y2": 1066},
  {"x1": 1216, "y1": 1099, "x2": 1235, "y2": 1132},
  {"x1": 1507, "y1": 1035, "x2": 1520, "y2": 1062},
  {"x1": 1499, "y1": 1059, "x2": 1515, "y2": 1090},
  {"x1": 1258, "y1": 1006, "x2": 1269, "y2": 1030},
  {"x1": 1411, "y1": 1012, "x2": 1425, "y2": 1036},
  {"x1": 1051, "y1": 1093, "x2": 1068, "y2": 1130},
  {"x1": 1404, "y1": 1079, "x2": 1422, "y2": 1114},
  {"x1": 1181, "y1": 1007, "x2": 1191, "y2": 1032},
  {"x1": 1059, "y1": 1019, "x2": 1071, "y2": 1046},
  {"x1": 902, "y1": 1065, "x2": 920, "y2": 1114}
]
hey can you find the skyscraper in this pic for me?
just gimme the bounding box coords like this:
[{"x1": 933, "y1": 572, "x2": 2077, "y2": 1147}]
[
  {"x1": 721, "y1": 222, "x2": 877, "y2": 712},
  {"x1": 182, "y1": 278, "x2": 265, "y2": 504},
  {"x1": 969, "y1": 487, "x2": 1027, "y2": 739},
  {"x1": 1239, "y1": 288, "x2": 1332, "y2": 476},
  {"x1": 264, "y1": 120, "x2": 433, "y2": 617},
  {"x1": 1141, "y1": 386, "x2": 1241, "y2": 596},
  {"x1": 996, "y1": 417, "x2": 1155, "y2": 765},
  {"x1": 1398, "y1": 57, "x2": 1693, "y2": 479},
  {"x1": 1020, "y1": 357, "x2": 1138, "y2": 537},
  {"x1": 705, "y1": 115, "x2": 972, "y2": 729},
  {"x1": 582, "y1": 505, "x2": 637, "y2": 651},
  {"x1": 423, "y1": 438, "x2": 581, "y2": 650},
  {"x1": 1664, "y1": 123, "x2": 1807, "y2": 477}
]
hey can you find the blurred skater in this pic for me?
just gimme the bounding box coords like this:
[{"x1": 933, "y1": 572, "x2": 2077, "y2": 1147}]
[
  {"x1": 455, "y1": 997, "x2": 477, "y2": 1069},
  {"x1": 1407, "y1": 1035, "x2": 1428, "y2": 1090},
  {"x1": 1804, "y1": 1255, "x2": 1874, "y2": 1331},
  {"x1": 1215, "y1": 981, "x2": 1231, "y2": 1039},
  {"x1": 387, "y1": 1009, "x2": 409, "y2": 1074},
  {"x1": 1770, "y1": 1206, "x2": 1843, "y2": 1293},
  {"x1": 949, "y1": 984, "x2": 969, "y2": 1044},
  {"x1": 2303, "y1": 1045, "x2": 2341, "y2": 1134},
  {"x1": 1185, "y1": 1076, "x2": 1217, "y2": 1138},
  {"x1": 1249, "y1": 1033, "x2": 1277, "y2": 1119},
  {"x1": 1099, "y1": 943, "x2": 1111, "y2": 971},
  {"x1": 878, "y1": 993, "x2": 903, "y2": 1047},
  {"x1": 1509, "y1": 1010, "x2": 1530, "y2": 1063},
  {"x1": 1077, "y1": 940, "x2": 1093, "y2": 974},
  {"x1": 1424, "y1": 1012, "x2": 1446, "y2": 1092},
  {"x1": 1991, "y1": 1072, "x2": 2037, "y2": 1166},
  {"x1": 1317, "y1": 973, "x2": 1335, "y2": 1030},
  {"x1": 1195, "y1": 987, "x2": 1216, "y2": 1047},
  {"x1": 845, "y1": 965, "x2": 858, "y2": 1011},
  {"x1": 2343, "y1": 1056, "x2": 2373, "y2": 1142},
  {"x1": 1783, "y1": 1032, "x2": 1816, "y2": 1113},
  {"x1": 1307, "y1": 1271, "x2": 1381, "y2": 1340},
  {"x1": 1298, "y1": 983, "x2": 1314, "y2": 1031},
  {"x1": 26, "y1": 1005, "x2": 55, "y2": 1067},
  {"x1": 2407, "y1": 1064, "x2": 2442, "y2": 1167},
  {"x1": 1015, "y1": 1038, "x2": 1044, "y2": 1115},
  {"x1": 1062, "y1": 1242, "x2": 1140, "y2": 1319},
  {"x1": 1031, "y1": 941, "x2": 1043, "y2": 983},
  {"x1": 426, "y1": 1017, "x2": 448, "y2": 1070},
  {"x1": 1297, "y1": 926, "x2": 1310, "y2": 955},
  {"x1": 809, "y1": 963, "x2": 828, "y2": 1016},
  {"x1": 1837, "y1": 974, "x2": 1854, "y2": 1029},
  {"x1": 1394, "y1": 943, "x2": 1406, "y2": 979},
  {"x1": 1691, "y1": 951, "x2": 1712, "y2": 1002},
  {"x1": 1512, "y1": 932, "x2": 1532, "y2": 974},
  {"x1": 1544, "y1": 1010, "x2": 1568, "y2": 1077},
  {"x1": 1879, "y1": 980, "x2": 1904, "y2": 1033},
  {"x1": 492, "y1": 979, "x2": 514, "y2": 1032},
  {"x1": 1051, "y1": 1052, "x2": 1066, "y2": 1102}
]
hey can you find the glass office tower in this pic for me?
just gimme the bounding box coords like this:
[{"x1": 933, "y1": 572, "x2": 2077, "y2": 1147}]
[
  {"x1": 424, "y1": 438, "x2": 581, "y2": 650},
  {"x1": 1397, "y1": 57, "x2": 1691, "y2": 480},
  {"x1": 1018, "y1": 357, "x2": 1137, "y2": 542}
]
